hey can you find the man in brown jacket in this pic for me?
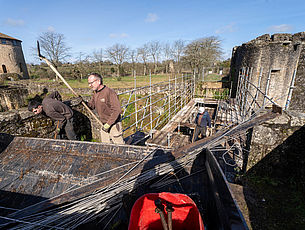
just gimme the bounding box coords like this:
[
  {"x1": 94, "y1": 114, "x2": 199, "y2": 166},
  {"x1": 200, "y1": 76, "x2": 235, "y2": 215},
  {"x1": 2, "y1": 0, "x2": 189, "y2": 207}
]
[
  {"x1": 87, "y1": 73, "x2": 124, "y2": 144},
  {"x1": 28, "y1": 91, "x2": 77, "y2": 140}
]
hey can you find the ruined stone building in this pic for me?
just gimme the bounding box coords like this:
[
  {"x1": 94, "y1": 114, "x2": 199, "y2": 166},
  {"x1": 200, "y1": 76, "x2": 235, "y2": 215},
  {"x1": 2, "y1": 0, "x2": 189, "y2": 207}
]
[
  {"x1": 230, "y1": 32, "x2": 305, "y2": 111},
  {"x1": 0, "y1": 32, "x2": 29, "y2": 79}
]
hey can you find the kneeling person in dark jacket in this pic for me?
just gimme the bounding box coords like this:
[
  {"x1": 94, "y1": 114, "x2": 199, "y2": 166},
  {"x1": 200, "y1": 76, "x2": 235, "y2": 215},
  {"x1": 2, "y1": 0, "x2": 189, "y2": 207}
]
[{"x1": 28, "y1": 91, "x2": 77, "y2": 140}]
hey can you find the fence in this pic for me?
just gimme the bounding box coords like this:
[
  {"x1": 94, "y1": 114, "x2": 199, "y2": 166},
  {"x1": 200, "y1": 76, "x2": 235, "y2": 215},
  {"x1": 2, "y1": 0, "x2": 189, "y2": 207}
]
[
  {"x1": 119, "y1": 72, "x2": 195, "y2": 137},
  {"x1": 233, "y1": 67, "x2": 294, "y2": 122}
]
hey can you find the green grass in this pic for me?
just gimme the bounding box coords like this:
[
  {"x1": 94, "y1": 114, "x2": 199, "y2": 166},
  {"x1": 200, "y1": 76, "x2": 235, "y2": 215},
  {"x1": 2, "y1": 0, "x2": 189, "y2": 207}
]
[
  {"x1": 214, "y1": 88, "x2": 230, "y2": 99},
  {"x1": 32, "y1": 75, "x2": 172, "y2": 89},
  {"x1": 204, "y1": 73, "x2": 222, "y2": 81}
]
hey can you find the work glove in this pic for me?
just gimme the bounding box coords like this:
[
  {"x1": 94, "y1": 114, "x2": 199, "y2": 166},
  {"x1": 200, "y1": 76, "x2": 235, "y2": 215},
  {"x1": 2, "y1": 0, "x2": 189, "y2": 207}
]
[{"x1": 102, "y1": 123, "x2": 110, "y2": 132}]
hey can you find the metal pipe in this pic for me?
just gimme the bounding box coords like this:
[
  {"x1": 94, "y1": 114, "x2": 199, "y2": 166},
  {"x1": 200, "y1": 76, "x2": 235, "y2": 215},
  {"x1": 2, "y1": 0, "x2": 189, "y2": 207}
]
[
  {"x1": 285, "y1": 68, "x2": 297, "y2": 110},
  {"x1": 181, "y1": 74, "x2": 184, "y2": 108},
  {"x1": 150, "y1": 70, "x2": 153, "y2": 132},
  {"x1": 122, "y1": 90, "x2": 169, "y2": 119},
  {"x1": 263, "y1": 69, "x2": 272, "y2": 108},
  {"x1": 235, "y1": 68, "x2": 242, "y2": 105},
  {"x1": 255, "y1": 67, "x2": 263, "y2": 110},
  {"x1": 241, "y1": 67, "x2": 249, "y2": 119},
  {"x1": 167, "y1": 133, "x2": 171, "y2": 147},
  {"x1": 243, "y1": 67, "x2": 252, "y2": 118},
  {"x1": 244, "y1": 70, "x2": 264, "y2": 116},
  {"x1": 134, "y1": 70, "x2": 138, "y2": 129},
  {"x1": 140, "y1": 98, "x2": 150, "y2": 129},
  {"x1": 121, "y1": 87, "x2": 168, "y2": 108},
  {"x1": 193, "y1": 70, "x2": 196, "y2": 98},
  {"x1": 117, "y1": 75, "x2": 186, "y2": 96},
  {"x1": 169, "y1": 74, "x2": 171, "y2": 122},
  {"x1": 122, "y1": 94, "x2": 168, "y2": 122},
  {"x1": 122, "y1": 91, "x2": 134, "y2": 117},
  {"x1": 239, "y1": 69, "x2": 276, "y2": 106},
  {"x1": 175, "y1": 74, "x2": 177, "y2": 114}
]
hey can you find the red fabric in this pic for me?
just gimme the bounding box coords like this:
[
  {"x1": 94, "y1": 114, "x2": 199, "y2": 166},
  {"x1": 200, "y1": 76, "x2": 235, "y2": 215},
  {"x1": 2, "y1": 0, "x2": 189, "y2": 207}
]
[{"x1": 128, "y1": 192, "x2": 204, "y2": 230}]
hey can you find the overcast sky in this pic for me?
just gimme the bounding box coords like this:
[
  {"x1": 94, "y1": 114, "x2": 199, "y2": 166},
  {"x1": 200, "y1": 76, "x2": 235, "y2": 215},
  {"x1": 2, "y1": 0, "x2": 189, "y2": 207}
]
[{"x1": 1, "y1": 0, "x2": 304, "y2": 64}]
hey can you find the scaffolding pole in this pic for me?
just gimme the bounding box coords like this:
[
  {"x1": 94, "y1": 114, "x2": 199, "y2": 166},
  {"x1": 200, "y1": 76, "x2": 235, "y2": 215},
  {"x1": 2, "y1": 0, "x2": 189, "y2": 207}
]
[
  {"x1": 285, "y1": 69, "x2": 297, "y2": 110},
  {"x1": 149, "y1": 70, "x2": 153, "y2": 133},
  {"x1": 134, "y1": 70, "x2": 138, "y2": 129},
  {"x1": 263, "y1": 69, "x2": 272, "y2": 108}
]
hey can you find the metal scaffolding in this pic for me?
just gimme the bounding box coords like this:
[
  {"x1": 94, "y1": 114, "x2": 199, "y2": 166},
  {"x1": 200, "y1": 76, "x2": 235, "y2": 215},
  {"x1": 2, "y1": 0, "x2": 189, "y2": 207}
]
[{"x1": 119, "y1": 73, "x2": 195, "y2": 137}]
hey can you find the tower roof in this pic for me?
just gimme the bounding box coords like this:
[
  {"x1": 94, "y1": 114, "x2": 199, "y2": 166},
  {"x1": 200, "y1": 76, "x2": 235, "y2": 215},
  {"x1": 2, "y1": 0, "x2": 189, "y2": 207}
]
[{"x1": 0, "y1": 32, "x2": 21, "y2": 42}]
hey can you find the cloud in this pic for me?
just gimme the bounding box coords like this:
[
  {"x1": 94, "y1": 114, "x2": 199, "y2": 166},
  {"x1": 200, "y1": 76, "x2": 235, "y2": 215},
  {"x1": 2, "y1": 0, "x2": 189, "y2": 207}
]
[
  {"x1": 3, "y1": 18, "x2": 25, "y2": 27},
  {"x1": 267, "y1": 24, "x2": 293, "y2": 32},
  {"x1": 47, "y1": 26, "x2": 55, "y2": 32},
  {"x1": 120, "y1": 33, "x2": 129, "y2": 38},
  {"x1": 145, "y1": 13, "x2": 159, "y2": 22},
  {"x1": 215, "y1": 23, "x2": 237, "y2": 34},
  {"x1": 109, "y1": 33, "x2": 129, "y2": 38}
]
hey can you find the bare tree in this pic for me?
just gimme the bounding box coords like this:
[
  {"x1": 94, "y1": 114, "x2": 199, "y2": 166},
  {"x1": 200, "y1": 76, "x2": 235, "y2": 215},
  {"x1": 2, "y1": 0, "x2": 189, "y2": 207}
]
[
  {"x1": 92, "y1": 48, "x2": 104, "y2": 74},
  {"x1": 147, "y1": 41, "x2": 162, "y2": 74},
  {"x1": 106, "y1": 44, "x2": 129, "y2": 77},
  {"x1": 137, "y1": 44, "x2": 149, "y2": 76},
  {"x1": 129, "y1": 49, "x2": 138, "y2": 75},
  {"x1": 74, "y1": 52, "x2": 90, "y2": 80},
  {"x1": 171, "y1": 39, "x2": 185, "y2": 73},
  {"x1": 163, "y1": 42, "x2": 173, "y2": 74},
  {"x1": 183, "y1": 36, "x2": 223, "y2": 74},
  {"x1": 38, "y1": 31, "x2": 71, "y2": 66}
]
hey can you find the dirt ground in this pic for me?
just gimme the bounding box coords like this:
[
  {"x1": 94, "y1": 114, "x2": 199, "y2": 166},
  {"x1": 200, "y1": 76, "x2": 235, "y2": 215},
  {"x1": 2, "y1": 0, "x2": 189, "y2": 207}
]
[{"x1": 229, "y1": 178, "x2": 305, "y2": 230}]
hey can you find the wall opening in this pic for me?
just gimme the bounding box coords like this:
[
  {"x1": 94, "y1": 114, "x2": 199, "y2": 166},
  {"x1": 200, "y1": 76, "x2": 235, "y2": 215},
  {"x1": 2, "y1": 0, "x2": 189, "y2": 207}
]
[
  {"x1": 19, "y1": 63, "x2": 23, "y2": 72},
  {"x1": 2, "y1": 65, "x2": 7, "y2": 73},
  {"x1": 294, "y1": 44, "x2": 299, "y2": 51},
  {"x1": 268, "y1": 69, "x2": 281, "y2": 101}
]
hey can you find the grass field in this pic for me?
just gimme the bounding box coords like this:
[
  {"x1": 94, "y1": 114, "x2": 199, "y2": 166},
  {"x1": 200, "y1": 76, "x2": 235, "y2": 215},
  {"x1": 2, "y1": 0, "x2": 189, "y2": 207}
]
[
  {"x1": 31, "y1": 74, "x2": 173, "y2": 89},
  {"x1": 204, "y1": 73, "x2": 223, "y2": 81},
  {"x1": 29, "y1": 73, "x2": 224, "y2": 89}
]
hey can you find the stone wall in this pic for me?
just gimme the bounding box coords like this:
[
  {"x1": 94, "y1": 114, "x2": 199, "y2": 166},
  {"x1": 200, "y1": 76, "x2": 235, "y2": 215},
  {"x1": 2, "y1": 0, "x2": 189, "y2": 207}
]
[
  {"x1": 0, "y1": 40, "x2": 29, "y2": 79},
  {"x1": 0, "y1": 86, "x2": 28, "y2": 112},
  {"x1": 0, "y1": 99, "x2": 95, "y2": 141},
  {"x1": 230, "y1": 32, "x2": 305, "y2": 110},
  {"x1": 247, "y1": 111, "x2": 305, "y2": 171},
  {"x1": 290, "y1": 43, "x2": 305, "y2": 111}
]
